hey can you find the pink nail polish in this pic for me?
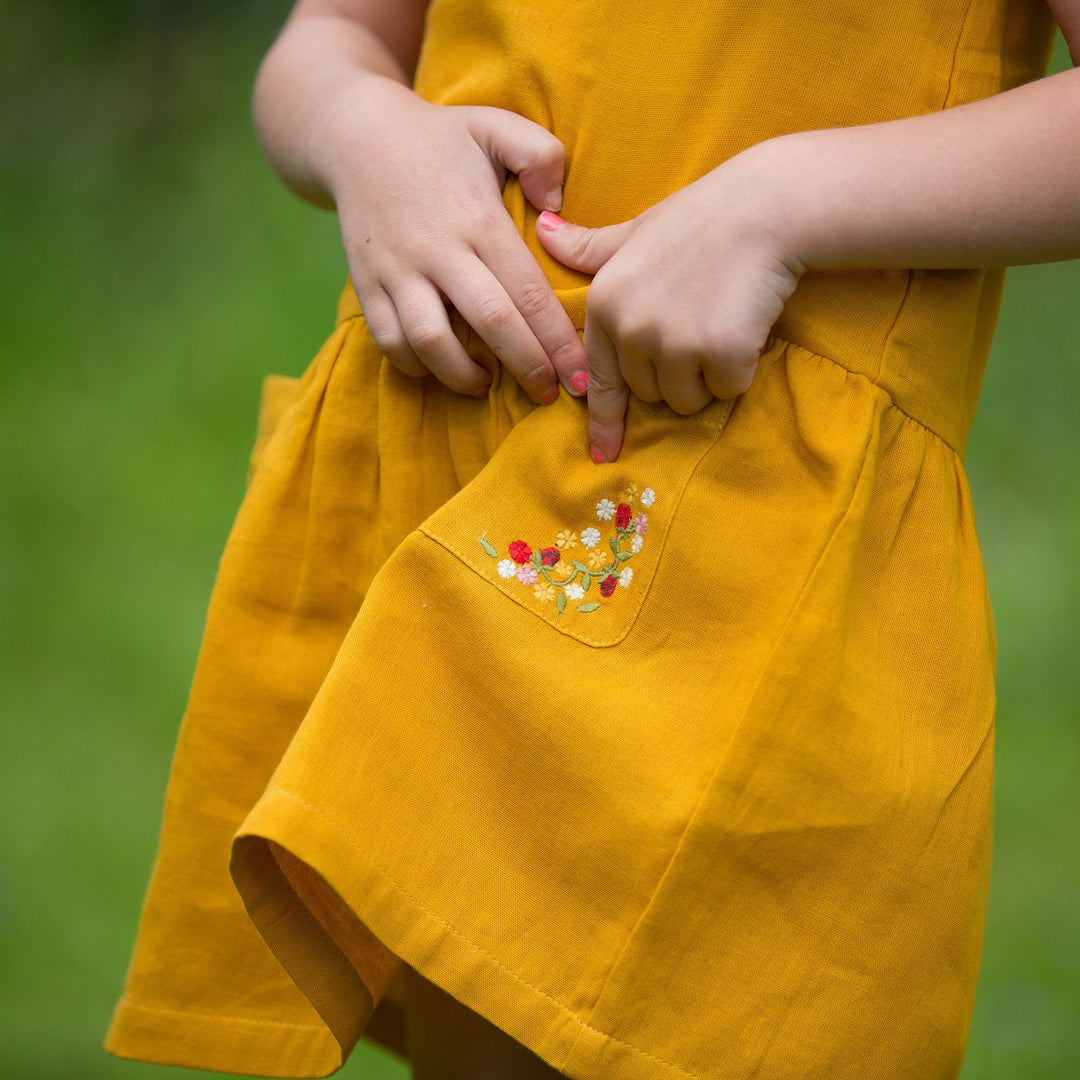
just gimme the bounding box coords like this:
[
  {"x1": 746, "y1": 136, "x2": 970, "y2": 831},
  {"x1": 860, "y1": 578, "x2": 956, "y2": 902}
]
[
  {"x1": 570, "y1": 372, "x2": 589, "y2": 395},
  {"x1": 472, "y1": 384, "x2": 491, "y2": 398},
  {"x1": 590, "y1": 445, "x2": 606, "y2": 465},
  {"x1": 538, "y1": 211, "x2": 565, "y2": 232},
  {"x1": 541, "y1": 385, "x2": 560, "y2": 404}
]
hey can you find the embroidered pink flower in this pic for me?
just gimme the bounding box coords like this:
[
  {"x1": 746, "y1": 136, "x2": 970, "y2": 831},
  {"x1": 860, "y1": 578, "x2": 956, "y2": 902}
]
[
  {"x1": 540, "y1": 547, "x2": 561, "y2": 567},
  {"x1": 516, "y1": 565, "x2": 539, "y2": 585},
  {"x1": 615, "y1": 503, "x2": 632, "y2": 529},
  {"x1": 600, "y1": 575, "x2": 618, "y2": 598},
  {"x1": 634, "y1": 513, "x2": 648, "y2": 536},
  {"x1": 508, "y1": 540, "x2": 532, "y2": 564}
]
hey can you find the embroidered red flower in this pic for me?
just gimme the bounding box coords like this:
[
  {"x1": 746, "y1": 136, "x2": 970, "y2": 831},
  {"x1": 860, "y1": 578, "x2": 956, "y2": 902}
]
[
  {"x1": 615, "y1": 502, "x2": 632, "y2": 529},
  {"x1": 508, "y1": 540, "x2": 532, "y2": 564},
  {"x1": 540, "y1": 547, "x2": 561, "y2": 567},
  {"x1": 600, "y1": 574, "x2": 618, "y2": 597}
]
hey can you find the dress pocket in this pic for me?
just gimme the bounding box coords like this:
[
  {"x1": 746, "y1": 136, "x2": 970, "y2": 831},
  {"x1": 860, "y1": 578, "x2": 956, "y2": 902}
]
[{"x1": 419, "y1": 391, "x2": 733, "y2": 647}]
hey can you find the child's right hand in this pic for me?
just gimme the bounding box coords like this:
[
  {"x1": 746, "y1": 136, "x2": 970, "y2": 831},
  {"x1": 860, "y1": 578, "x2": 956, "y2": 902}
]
[{"x1": 321, "y1": 79, "x2": 588, "y2": 402}]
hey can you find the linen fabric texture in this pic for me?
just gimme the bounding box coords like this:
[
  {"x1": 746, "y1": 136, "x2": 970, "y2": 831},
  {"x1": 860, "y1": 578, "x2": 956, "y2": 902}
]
[{"x1": 106, "y1": 1, "x2": 1056, "y2": 1078}]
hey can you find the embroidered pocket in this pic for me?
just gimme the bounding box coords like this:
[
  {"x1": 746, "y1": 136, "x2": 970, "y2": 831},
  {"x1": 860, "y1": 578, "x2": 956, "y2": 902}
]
[{"x1": 419, "y1": 393, "x2": 733, "y2": 647}]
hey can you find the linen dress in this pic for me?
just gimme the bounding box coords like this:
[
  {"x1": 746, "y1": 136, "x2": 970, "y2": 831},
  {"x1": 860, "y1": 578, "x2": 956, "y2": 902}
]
[{"x1": 106, "y1": 1, "x2": 1058, "y2": 1078}]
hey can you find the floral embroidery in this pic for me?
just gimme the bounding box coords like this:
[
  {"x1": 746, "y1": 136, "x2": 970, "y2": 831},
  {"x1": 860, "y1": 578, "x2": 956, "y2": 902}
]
[
  {"x1": 509, "y1": 540, "x2": 532, "y2": 564},
  {"x1": 478, "y1": 485, "x2": 656, "y2": 615}
]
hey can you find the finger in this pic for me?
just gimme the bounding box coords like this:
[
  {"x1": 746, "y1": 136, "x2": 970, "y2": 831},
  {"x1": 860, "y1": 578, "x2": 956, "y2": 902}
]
[
  {"x1": 618, "y1": 347, "x2": 664, "y2": 404},
  {"x1": 655, "y1": 357, "x2": 714, "y2": 416},
  {"x1": 468, "y1": 108, "x2": 567, "y2": 213},
  {"x1": 479, "y1": 232, "x2": 588, "y2": 395},
  {"x1": 355, "y1": 286, "x2": 428, "y2": 378},
  {"x1": 584, "y1": 318, "x2": 629, "y2": 463},
  {"x1": 447, "y1": 264, "x2": 563, "y2": 404},
  {"x1": 388, "y1": 284, "x2": 492, "y2": 394},
  {"x1": 701, "y1": 350, "x2": 760, "y2": 399},
  {"x1": 536, "y1": 212, "x2": 637, "y2": 275}
]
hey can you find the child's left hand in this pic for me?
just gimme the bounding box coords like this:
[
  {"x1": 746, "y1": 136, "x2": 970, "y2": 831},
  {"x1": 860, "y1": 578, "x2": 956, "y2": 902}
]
[{"x1": 536, "y1": 155, "x2": 804, "y2": 462}]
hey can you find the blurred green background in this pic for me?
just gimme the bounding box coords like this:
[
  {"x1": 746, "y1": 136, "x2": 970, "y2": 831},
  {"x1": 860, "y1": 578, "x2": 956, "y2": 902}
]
[{"x1": 1, "y1": 2, "x2": 1076, "y2": 1078}]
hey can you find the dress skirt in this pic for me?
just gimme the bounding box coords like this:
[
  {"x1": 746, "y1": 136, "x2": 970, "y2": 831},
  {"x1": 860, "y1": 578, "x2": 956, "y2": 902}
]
[{"x1": 106, "y1": 277, "x2": 996, "y2": 1080}]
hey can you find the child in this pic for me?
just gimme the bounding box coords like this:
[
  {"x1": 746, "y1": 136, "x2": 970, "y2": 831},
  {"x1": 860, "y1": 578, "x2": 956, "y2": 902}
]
[{"x1": 107, "y1": 0, "x2": 1080, "y2": 1077}]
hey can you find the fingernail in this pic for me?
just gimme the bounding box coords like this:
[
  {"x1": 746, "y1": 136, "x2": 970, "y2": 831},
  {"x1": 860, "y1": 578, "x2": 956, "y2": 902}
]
[
  {"x1": 538, "y1": 211, "x2": 565, "y2": 232},
  {"x1": 590, "y1": 445, "x2": 607, "y2": 465},
  {"x1": 570, "y1": 372, "x2": 589, "y2": 395},
  {"x1": 544, "y1": 190, "x2": 563, "y2": 212},
  {"x1": 472, "y1": 384, "x2": 491, "y2": 398},
  {"x1": 541, "y1": 384, "x2": 560, "y2": 405}
]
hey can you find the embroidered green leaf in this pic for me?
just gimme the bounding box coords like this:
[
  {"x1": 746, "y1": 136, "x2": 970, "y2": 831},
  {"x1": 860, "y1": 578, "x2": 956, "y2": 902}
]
[
  {"x1": 582, "y1": 573, "x2": 592, "y2": 592},
  {"x1": 577, "y1": 602, "x2": 600, "y2": 613},
  {"x1": 478, "y1": 536, "x2": 498, "y2": 558},
  {"x1": 556, "y1": 591, "x2": 567, "y2": 614},
  {"x1": 609, "y1": 536, "x2": 621, "y2": 557},
  {"x1": 572, "y1": 560, "x2": 588, "y2": 573},
  {"x1": 616, "y1": 550, "x2": 632, "y2": 562}
]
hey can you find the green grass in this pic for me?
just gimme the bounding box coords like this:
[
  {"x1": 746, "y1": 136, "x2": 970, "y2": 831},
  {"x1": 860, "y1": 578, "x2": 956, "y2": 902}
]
[{"x1": 1, "y1": 5, "x2": 1076, "y2": 1078}]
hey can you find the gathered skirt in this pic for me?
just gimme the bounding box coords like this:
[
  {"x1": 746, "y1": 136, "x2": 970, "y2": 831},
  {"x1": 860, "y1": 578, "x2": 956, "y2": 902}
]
[{"x1": 106, "y1": 282, "x2": 996, "y2": 1080}]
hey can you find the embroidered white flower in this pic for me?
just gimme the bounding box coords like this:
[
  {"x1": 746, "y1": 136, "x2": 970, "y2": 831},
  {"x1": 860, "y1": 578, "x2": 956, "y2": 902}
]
[
  {"x1": 631, "y1": 535, "x2": 644, "y2": 554},
  {"x1": 640, "y1": 488, "x2": 655, "y2": 507},
  {"x1": 596, "y1": 498, "x2": 616, "y2": 520},
  {"x1": 619, "y1": 567, "x2": 634, "y2": 587},
  {"x1": 497, "y1": 559, "x2": 517, "y2": 578},
  {"x1": 565, "y1": 583, "x2": 585, "y2": 601},
  {"x1": 581, "y1": 527, "x2": 601, "y2": 548}
]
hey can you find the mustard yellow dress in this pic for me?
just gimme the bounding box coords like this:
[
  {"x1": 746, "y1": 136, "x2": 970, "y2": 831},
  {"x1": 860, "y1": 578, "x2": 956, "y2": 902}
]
[{"x1": 106, "y1": 1, "x2": 1057, "y2": 1078}]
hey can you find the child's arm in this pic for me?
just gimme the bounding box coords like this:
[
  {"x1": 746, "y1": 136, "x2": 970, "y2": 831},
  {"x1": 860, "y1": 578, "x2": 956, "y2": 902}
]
[
  {"x1": 254, "y1": 0, "x2": 587, "y2": 403},
  {"x1": 539, "y1": 0, "x2": 1080, "y2": 462}
]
